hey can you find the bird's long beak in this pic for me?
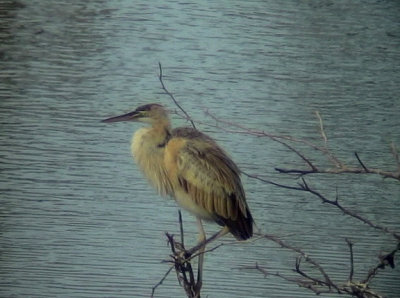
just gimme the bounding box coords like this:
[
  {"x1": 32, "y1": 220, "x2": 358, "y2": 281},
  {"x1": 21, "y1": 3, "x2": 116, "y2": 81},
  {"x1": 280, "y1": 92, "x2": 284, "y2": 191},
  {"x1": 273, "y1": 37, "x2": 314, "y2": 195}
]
[{"x1": 101, "y1": 110, "x2": 140, "y2": 123}]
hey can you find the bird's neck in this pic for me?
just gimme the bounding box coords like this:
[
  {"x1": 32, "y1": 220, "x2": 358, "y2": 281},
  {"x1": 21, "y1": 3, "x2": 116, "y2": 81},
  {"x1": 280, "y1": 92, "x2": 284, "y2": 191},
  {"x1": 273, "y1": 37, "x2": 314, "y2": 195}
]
[
  {"x1": 150, "y1": 120, "x2": 171, "y2": 147},
  {"x1": 132, "y1": 118, "x2": 171, "y2": 151}
]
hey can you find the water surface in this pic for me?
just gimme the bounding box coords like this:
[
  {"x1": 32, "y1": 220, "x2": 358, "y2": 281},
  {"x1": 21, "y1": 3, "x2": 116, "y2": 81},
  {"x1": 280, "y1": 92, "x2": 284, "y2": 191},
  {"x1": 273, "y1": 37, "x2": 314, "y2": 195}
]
[{"x1": 1, "y1": 1, "x2": 399, "y2": 297}]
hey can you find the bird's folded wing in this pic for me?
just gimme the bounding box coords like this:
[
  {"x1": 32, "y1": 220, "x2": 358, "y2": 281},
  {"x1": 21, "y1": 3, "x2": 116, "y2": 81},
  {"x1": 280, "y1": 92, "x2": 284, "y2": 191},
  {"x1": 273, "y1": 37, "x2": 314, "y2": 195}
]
[{"x1": 175, "y1": 139, "x2": 248, "y2": 220}]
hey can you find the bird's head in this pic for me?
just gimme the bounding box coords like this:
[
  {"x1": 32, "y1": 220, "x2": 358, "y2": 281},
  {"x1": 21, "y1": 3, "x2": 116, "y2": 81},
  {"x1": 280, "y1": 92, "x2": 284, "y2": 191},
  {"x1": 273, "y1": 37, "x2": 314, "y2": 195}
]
[{"x1": 102, "y1": 103, "x2": 169, "y2": 125}]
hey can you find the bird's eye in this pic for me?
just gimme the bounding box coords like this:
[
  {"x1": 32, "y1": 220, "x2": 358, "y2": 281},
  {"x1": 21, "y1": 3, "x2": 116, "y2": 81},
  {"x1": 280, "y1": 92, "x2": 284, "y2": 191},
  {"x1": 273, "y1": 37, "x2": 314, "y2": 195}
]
[{"x1": 136, "y1": 104, "x2": 153, "y2": 112}]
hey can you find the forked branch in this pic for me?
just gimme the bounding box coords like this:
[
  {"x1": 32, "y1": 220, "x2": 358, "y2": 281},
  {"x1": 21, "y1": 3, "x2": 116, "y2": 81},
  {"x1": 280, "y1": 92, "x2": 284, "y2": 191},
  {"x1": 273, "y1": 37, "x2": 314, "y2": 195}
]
[
  {"x1": 298, "y1": 178, "x2": 400, "y2": 241},
  {"x1": 204, "y1": 109, "x2": 400, "y2": 181}
]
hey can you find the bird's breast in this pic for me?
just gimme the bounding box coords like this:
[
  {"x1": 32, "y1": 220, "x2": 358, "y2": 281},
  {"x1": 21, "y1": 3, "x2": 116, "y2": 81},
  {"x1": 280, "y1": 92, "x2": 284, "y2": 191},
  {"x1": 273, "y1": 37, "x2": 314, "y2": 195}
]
[{"x1": 131, "y1": 128, "x2": 173, "y2": 196}]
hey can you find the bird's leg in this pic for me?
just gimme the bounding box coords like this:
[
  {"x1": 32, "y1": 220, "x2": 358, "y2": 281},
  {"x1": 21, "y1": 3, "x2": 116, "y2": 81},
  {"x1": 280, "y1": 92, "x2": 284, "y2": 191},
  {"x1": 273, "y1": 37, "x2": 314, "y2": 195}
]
[
  {"x1": 193, "y1": 221, "x2": 230, "y2": 296},
  {"x1": 194, "y1": 218, "x2": 206, "y2": 294}
]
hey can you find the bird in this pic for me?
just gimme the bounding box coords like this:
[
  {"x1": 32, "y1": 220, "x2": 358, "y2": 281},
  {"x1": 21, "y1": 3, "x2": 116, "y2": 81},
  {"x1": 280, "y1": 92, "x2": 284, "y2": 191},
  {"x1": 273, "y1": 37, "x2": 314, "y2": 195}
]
[{"x1": 102, "y1": 103, "x2": 253, "y2": 290}]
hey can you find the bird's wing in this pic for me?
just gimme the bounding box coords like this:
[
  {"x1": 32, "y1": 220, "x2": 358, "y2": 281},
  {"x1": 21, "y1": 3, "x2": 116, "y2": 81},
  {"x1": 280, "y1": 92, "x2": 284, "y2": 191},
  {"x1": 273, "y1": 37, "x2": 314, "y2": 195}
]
[{"x1": 167, "y1": 129, "x2": 249, "y2": 221}]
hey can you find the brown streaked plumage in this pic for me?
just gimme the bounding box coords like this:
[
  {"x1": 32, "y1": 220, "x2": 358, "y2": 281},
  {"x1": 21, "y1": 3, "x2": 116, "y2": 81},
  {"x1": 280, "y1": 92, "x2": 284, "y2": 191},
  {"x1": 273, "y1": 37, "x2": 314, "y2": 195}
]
[
  {"x1": 166, "y1": 127, "x2": 253, "y2": 240},
  {"x1": 102, "y1": 103, "x2": 253, "y2": 290}
]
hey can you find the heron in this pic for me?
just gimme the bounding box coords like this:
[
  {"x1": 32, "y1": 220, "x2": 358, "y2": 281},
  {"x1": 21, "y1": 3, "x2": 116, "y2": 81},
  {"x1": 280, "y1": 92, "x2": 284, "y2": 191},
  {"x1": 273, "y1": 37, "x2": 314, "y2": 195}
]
[{"x1": 102, "y1": 103, "x2": 253, "y2": 291}]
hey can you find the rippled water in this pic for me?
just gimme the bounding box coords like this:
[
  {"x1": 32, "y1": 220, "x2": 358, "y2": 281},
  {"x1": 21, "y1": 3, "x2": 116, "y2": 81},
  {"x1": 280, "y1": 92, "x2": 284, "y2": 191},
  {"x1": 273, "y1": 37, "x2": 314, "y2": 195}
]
[{"x1": 1, "y1": 1, "x2": 399, "y2": 297}]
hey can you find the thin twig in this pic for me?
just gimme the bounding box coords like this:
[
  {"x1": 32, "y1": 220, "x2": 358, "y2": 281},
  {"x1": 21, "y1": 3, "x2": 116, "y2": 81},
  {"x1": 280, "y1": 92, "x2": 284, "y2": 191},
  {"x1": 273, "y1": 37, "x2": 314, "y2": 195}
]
[
  {"x1": 158, "y1": 62, "x2": 196, "y2": 129},
  {"x1": 390, "y1": 142, "x2": 400, "y2": 172},
  {"x1": 194, "y1": 243, "x2": 224, "y2": 257},
  {"x1": 204, "y1": 109, "x2": 343, "y2": 168},
  {"x1": 295, "y1": 256, "x2": 337, "y2": 292},
  {"x1": 271, "y1": 136, "x2": 318, "y2": 171},
  {"x1": 151, "y1": 265, "x2": 174, "y2": 297},
  {"x1": 261, "y1": 232, "x2": 337, "y2": 290},
  {"x1": 354, "y1": 152, "x2": 369, "y2": 173},
  {"x1": 178, "y1": 210, "x2": 185, "y2": 249},
  {"x1": 241, "y1": 171, "x2": 304, "y2": 191},
  {"x1": 186, "y1": 228, "x2": 227, "y2": 256},
  {"x1": 315, "y1": 110, "x2": 328, "y2": 144},
  {"x1": 345, "y1": 238, "x2": 354, "y2": 282}
]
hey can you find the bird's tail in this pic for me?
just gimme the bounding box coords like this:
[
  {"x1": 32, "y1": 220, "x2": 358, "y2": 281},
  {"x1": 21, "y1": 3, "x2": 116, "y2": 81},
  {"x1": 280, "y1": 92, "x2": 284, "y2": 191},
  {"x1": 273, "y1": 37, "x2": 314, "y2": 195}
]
[{"x1": 220, "y1": 208, "x2": 253, "y2": 241}]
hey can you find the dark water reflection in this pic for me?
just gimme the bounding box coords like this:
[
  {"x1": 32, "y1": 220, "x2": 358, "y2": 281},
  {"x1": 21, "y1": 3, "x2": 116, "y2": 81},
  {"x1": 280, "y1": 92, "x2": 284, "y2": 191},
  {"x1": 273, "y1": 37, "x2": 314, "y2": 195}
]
[{"x1": 1, "y1": 0, "x2": 399, "y2": 297}]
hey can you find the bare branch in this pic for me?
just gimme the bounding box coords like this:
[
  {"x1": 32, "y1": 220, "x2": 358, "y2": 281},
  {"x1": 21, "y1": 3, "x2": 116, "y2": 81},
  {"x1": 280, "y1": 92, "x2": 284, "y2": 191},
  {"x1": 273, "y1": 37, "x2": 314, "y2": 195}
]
[
  {"x1": 273, "y1": 166, "x2": 400, "y2": 180},
  {"x1": 165, "y1": 232, "x2": 198, "y2": 297},
  {"x1": 249, "y1": 235, "x2": 394, "y2": 297},
  {"x1": 204, "y1": 109, "x2": 344, "y2": 168},
  {"x1": 158, "y1": 213, "x2": 228, "y2": 297},
  {"x1": 259, "y1": 232, "x2": 337, "y2": 290},
  {"x1": 298, "y1": 179, "x2": 400, "y2": 240},
  {"x1": 242, "y1": 263, "x2": 333, "y2": 295},
  {"x1": 203, "y1": 109, "x2": 400, "y2": 181},
  {"x1": 362, "y1": 242, "x2": 399, "y2": 284},
  {"x1": 158, "y1": 62, "x2": 196, "y2": 129}
]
